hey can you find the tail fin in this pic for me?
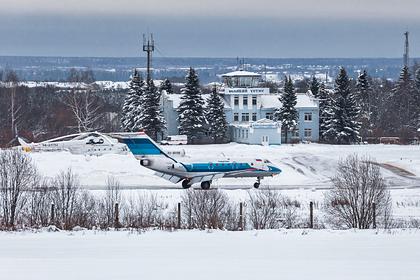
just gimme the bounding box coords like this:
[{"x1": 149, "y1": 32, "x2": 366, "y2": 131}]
[
  {"x1": 17, "y1": 137, "x2": 29, "y2": 147},
  {"x1": 112, "y1": 132, "x2": 177, "y2": 162}
]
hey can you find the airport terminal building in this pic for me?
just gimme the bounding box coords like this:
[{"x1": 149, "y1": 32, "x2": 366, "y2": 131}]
[{"x1": 162, "y1": 70, "x2": 319, "y2": 145}]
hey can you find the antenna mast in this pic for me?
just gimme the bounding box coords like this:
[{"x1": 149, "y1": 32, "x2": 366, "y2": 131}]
[
  {"x1": 143, "y1": 33, "x2": 155, "y2": 82},
  {"x1": 403, "y1": 31, "x2": 409, "y2": 68}
]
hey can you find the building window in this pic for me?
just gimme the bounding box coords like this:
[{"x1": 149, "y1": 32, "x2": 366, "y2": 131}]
[
  {"x1": 243, "y1": 96, "x2": 248, "y2": 106},
  {"x1": 304, "y1": 112, "x2": 312, "y2": 122},
  {"x1": 304, "y1": 128, "x2": 312, "y2": 138},
  {"x1": 252, "y1": 96, "x2": 257, "y2": 105},
  {"x1": 234, "y1": 96, "x2": 239, "y2": 106},
  {"x1": 234, "y1": 113, "x2": 239, "y2": 122},
  {"x1": 292, "y1": 130, "x2": 299, "y2": 138},
  {"x1": 241, "y1": 130, "x2": 245, "y2": 138},
  {"x1": 252, "y1": 113, "x2": 257, "y2": 121},
  {"x1": 245, "y1": 130, "x2": 249, "y2": 139},
  {"x1": 265, "y1": 112, "x2": 273, "y2": 120},
  {"x1": 241, "y1": 113, "x2": 250, "y2": 122}
]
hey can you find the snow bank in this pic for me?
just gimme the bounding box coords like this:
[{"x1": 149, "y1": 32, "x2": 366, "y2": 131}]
[{"x1": 0, "y1": 229, "x2": 419, "y2": 280}]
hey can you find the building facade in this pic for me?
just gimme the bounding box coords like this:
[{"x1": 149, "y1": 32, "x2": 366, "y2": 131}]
[{"x1": 162, "y1": 70, "x2": 319, "y2": 145}]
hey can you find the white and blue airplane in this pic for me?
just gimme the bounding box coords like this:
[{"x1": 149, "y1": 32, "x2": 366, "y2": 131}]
[{"x1": 112, "y1": 132, "x2": 282, "y2": 190}]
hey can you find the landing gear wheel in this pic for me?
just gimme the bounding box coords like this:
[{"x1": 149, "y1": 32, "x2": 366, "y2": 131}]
[
  {"x1": 182, "y1": 179, "x2": 192, "y2": 189},
  {"x1": 254, "y1": 177, "x2": 262, "y2": 189},
  {"x1": 201, "y1": 181, "x2": 211, "y2": 190}
]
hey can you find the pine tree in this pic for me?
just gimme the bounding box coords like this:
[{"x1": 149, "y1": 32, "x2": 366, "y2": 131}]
[
  {"x1": 274, "y1": 76, "x2": 298, "y2": 143},
  {"x1": 206, "y1": 85, "x2": 228, "y2": 143},
  {"x1": 323, "y1": 67, "x2": 361, "y2": 144},
  {"x1": 414, "y1": 68, "x2": 420, "y2": 129},
  {"x1": 392, "y1": 66, "x2": 415, "y2": 133},
  {"x1": 309, "y1": 76, "x2": 320, "y2": 98},
  {"x1": 318, "y1": 82, "x2": 331, "y2": 141},
  {"x1": 134, "y1": 80, "x2": 166, "y2": 140},
  {"x1": 160, "y1": 79, "x2": 174, "y2": 94},
  {"x1": 177, "y1": 67, "x2": 206, "y2": 143},
  {"x1": 356, "y1": 70, "x2": 373, "y2": 138},
  {"x1": 121, "y1": 69, "x2": 144, "y2": 132}
]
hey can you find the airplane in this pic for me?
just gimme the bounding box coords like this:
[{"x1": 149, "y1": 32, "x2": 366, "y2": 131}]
[
  {"x1": 113, "y1": 132, "x2": 282, "y2": 189},
  {"x1": 18, "y1": 132, "x2": 129, "y2": 156}
]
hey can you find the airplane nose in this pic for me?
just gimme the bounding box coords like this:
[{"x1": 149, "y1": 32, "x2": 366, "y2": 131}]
[{"x1": 269, "y1": 166, "x2": 282, "y2": 174}]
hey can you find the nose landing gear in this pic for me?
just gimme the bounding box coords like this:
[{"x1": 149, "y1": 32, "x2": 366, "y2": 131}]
[{"x1": 253, "y1": 177, "x2": 262, "y2": 189}]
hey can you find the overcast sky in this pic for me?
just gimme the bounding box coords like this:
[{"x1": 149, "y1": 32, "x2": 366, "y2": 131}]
[{"x1": 0, "y1": 0, "x2": 419, "y2": 58}]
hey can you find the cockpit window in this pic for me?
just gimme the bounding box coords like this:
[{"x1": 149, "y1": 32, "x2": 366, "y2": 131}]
[{"x1": 264, "y1": 159, "x2": 271, "y2": 163}]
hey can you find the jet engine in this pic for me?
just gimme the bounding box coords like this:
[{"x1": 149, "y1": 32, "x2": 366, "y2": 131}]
[{"x1": 140, "y1": 159, "x2": 152, "y2": 167}]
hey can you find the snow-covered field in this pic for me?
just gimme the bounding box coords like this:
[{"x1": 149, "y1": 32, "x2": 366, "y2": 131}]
[
  {"x1": 1, "y1": 229, "x2": 419, "y2": 280},
  {"x1": 29, "y1": 143, "x2": 420, "y2": 189},
  {"x1": 27, "y1": 143, "x2": 420, "y2": 220}
]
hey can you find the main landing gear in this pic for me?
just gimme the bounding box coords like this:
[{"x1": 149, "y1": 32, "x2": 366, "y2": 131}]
[
  {"x1": 182, "y1": 179, "x2": 192, "y2": 189},
  {"x1": 182, "y1": 180, "x2": 212, "y2": 190},
  {"x1": 253, "y1": 177, "x2": 262, "y2": 189},
  {"x1": 200, "y1": 181, "x2": 211, "y2": 190}
]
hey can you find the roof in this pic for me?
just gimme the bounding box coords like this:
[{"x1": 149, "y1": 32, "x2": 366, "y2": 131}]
[
  {"x1": 260, "y1": 93, "x2": 318, "y2": 109},
  {"x1": 221, "y1": 70, "x2": 261, "y2": 78},
  {"x1": 164, "y1": 93, "x2": 231, "y2": 109}
]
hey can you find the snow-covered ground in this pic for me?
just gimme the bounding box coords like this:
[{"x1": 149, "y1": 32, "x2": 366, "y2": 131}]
[
  {"x1": 29, "y1": 143, "x2": 420, "y2": 189},
  {"x1": 1, "y1": 229, "x2": 419, "y2": 280},
  {"x1": 26, "y1": 143, "x2": 420, "y2": 220}
]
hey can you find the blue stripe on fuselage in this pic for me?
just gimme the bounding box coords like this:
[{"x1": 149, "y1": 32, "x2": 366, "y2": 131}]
[{"x1": 183, "y1": 162, "x2": 254, "y2": 173}]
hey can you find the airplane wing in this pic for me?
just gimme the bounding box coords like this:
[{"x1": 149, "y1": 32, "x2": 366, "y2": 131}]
[
  {"x1": 189, "y1": 173, "x2": 225, "y2": 185},
  {"x1": 154, "y1": 172, "x2": 184, "y2": 184},
  {"x1": 154, "y1": 171, "x2": 226, "y2": 185}
]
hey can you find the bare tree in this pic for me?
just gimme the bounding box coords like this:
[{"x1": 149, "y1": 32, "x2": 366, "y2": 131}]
[
  {"x1": 181, "y1": 190, "x2": 232, "y2": 230},
  {"x1": 26, "y1": 177, "x2": 53, "y2": 227},
  {"x1": 324, "y1": 155, "x2": 392, "y2": 229},
  {"x1": 63, "y1": 89, "x2": 102, "y2": 132},
  {"x1": 104, "y1": 176, "x2": 121, "y2": 227},
  {"x1": 0, "y1": 149, "x2": 38, "y2": 229},
  {"x1": 52, "y1": 169, "x2": 80, "y2": 230},
  {"x1": 122, "y1": 193, "x2": 163, "y2": 229},
  {"x1": 247, "y1": 189, "x2": 283, "y2": 230},
  {"x1": 5, "y1": 71, "x2": 21, "y2": 138}
]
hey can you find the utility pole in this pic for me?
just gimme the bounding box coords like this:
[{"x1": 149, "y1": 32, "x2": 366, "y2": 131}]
[
  {"x1": 403, "y1": 31, "x2": 409, "y2": 68},
  {"x1": 143, "y1": 33, "x2": 155, "y2": 82}
]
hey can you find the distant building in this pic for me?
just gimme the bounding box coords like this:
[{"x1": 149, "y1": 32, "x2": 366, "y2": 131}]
[{"x1": 162, "y1": 70, "x2": 319, "y2": 145}]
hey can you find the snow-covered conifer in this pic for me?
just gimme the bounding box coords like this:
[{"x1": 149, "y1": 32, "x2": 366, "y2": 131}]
[
  {"x1": 318, "y1": 82, "x2": 331, "y2": 141},
  {"x1": 392, "y1": 66, "x2": 415, "y2": 131},
  {"x1": 121, "y1": 69, "x2": 144, "y2": 132},
  {"x1": 160, "y1": 79, "x2": 174, "y2": 94},
  {"x1": 177, "y1": 68, "x2": 206, "y2": 143},
  {"x1": 206, "y1": 85, "x2": 228, "y2": 143},
  {"x1": 274, "y1": 76, "x2": 298, "y2": 143},
  {"x1": 134, "y1": 80, "x2": 166, "y2": 140},
  {"x1": 323, "y1": 67, "x2": 360, "y2": 144},
  {"x1": 356, "y1": 70, "x2": 373, "y2": 138},
  {"x1": 309, "y1": 76, "x2": 320, "y2": 98}
]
